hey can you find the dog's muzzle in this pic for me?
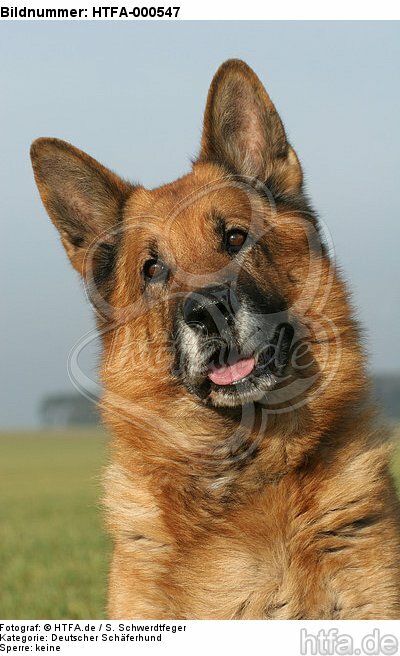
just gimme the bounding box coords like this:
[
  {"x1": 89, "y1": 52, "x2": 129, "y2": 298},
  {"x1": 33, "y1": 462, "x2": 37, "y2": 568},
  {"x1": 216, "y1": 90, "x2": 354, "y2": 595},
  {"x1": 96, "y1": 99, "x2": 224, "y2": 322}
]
[{"x1": 175, "y1": 284, "x2": 294, "y2": 406}]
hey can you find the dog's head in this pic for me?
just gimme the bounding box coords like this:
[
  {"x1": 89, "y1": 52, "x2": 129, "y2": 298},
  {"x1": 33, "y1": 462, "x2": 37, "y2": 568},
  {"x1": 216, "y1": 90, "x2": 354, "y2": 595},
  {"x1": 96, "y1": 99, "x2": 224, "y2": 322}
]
[{"x1": 31, "y1": 60, "x2": 364, "y2": 435}]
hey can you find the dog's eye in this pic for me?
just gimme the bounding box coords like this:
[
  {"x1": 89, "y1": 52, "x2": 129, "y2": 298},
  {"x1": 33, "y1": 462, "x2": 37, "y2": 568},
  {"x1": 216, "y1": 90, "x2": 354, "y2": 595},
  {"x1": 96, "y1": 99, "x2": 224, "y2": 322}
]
[
  {"x1": 143, "y1": 259, "x2": 168, "y2": 282},
  {"x1": 225, "y1": 229, "x2": 248, "y2": 254}
]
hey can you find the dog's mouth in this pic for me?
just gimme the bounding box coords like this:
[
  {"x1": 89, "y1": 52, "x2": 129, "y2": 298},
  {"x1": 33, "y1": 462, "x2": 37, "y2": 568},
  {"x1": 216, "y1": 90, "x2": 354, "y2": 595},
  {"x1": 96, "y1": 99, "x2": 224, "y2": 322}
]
[
  {"x1": 207, "y1": 355, "x2": 256, "y2": 386},
  {"x1": 205, "y1": 341, "x2": 281, "y2": 389},
  {"x1": 186, "y1": 327, "x2": 294, "y2": 407}
]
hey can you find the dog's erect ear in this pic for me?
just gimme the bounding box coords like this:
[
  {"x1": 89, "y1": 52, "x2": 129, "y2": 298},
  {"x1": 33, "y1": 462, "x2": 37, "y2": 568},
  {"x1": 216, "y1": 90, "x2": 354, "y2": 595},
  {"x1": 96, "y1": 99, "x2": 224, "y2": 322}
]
[
  {"x1": 30, "y1": 138, "x2": 131, "y2": 277},
  {"x1": 198, "y1": 59, "x2": 302, "y2": 194}
]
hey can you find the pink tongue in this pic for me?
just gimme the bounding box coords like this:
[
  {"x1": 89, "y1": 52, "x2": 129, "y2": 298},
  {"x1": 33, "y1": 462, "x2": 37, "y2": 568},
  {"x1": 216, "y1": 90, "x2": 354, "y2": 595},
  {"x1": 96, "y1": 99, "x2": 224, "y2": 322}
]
[{"x1": 208, "y1": 357, "x2": 256, "y2": 386}]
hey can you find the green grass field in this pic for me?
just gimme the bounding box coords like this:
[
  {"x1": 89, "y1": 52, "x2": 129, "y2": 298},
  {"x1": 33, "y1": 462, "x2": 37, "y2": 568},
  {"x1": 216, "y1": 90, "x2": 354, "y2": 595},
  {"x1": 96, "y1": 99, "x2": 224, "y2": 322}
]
[
  {"x1": 1, "y1": 427, "x2": 400, "y2": 619},
  {"x1": 0, "y1": 429, "x2": 110, "y2": 619}
]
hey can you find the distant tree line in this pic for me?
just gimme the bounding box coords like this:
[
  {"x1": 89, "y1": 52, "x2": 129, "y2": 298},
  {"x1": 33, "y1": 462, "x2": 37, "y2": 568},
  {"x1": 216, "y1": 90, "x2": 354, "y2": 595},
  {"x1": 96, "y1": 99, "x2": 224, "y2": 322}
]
[
  {"x1": 373, "y1": 374, "x2": 400, "y2": 421},
  {"x1": 39, "y1": 374, "x2": 400, "y2": 427},
  {"x1": 40, "y1": 393, "x2": 100, "y2": 426}
]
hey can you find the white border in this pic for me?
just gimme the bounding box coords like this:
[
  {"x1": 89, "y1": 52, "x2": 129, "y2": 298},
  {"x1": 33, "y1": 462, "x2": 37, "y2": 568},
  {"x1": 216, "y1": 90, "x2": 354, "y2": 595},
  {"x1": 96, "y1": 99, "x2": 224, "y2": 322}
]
[
  {"x1": 0, "y1": 620, "x2": 400, "y2": 655},
  {"x1": 0, "y1": 0, "x2": 399, "y2": 20}
]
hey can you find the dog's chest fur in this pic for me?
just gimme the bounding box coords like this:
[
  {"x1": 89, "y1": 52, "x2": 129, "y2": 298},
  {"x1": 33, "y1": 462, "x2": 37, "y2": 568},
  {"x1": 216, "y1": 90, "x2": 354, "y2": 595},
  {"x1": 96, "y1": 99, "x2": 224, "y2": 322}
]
[{"x1": 104, "y1": 418, "x2": 400, "y2": 620}]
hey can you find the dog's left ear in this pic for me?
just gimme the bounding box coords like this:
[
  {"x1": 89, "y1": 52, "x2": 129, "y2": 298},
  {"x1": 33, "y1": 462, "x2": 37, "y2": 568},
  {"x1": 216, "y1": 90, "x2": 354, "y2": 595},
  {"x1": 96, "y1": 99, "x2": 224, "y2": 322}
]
[{"x1": 198, "y1": 59, "x2": 303, "y2": 194}]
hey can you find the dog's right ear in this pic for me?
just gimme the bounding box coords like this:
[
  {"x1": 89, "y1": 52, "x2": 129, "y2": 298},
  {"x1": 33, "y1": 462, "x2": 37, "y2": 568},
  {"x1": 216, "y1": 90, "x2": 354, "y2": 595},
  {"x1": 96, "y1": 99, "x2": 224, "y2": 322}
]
[{"x1": 30, "y1": 138, "x2": 131, "y2": 277}]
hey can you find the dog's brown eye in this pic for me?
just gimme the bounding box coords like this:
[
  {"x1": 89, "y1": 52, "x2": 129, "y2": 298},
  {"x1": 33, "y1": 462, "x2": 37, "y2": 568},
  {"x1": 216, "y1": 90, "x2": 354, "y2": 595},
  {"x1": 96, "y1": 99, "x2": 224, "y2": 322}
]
[
  {"x1": 143, "y1": 259, "x2": 168, "y2": 282},
  {"x1": 225, "y1": 229, "x2": 247, "y2": 254}
]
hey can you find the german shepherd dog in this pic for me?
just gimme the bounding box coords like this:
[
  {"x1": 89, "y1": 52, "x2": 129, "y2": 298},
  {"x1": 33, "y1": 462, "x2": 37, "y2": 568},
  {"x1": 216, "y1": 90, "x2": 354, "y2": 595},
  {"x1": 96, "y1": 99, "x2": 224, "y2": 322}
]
[{"x1": 31, "y1": 60, "x2": 400, "y2": 619}]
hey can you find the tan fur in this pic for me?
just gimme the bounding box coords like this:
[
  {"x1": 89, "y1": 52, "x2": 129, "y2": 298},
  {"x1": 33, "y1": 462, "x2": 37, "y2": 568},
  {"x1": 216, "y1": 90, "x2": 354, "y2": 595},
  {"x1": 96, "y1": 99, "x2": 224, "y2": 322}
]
[{"x1": 31, "y1": 59, "x2": 400, "y2": 619}]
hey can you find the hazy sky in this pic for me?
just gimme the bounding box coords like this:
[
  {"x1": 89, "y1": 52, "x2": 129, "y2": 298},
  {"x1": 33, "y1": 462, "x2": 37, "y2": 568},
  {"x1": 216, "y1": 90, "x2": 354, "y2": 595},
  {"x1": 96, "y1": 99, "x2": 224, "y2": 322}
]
[{"x1": 1, "y1": 21, "x2": 399, "y2": 427}]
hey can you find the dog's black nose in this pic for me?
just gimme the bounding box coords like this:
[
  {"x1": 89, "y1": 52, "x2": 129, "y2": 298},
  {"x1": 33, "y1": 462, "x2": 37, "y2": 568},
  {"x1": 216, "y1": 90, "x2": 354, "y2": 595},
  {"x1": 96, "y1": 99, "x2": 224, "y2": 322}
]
[{"x1": 183, "y1": 285, "x2": 239, "y2": 337}]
